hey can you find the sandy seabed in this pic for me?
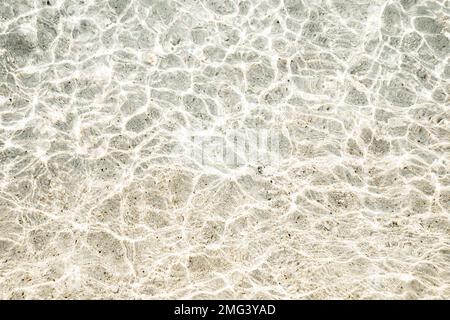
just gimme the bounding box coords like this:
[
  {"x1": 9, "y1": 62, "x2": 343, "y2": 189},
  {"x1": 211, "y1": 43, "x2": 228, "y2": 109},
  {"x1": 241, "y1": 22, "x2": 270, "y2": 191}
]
[{"x1": 0, "y1": 0, "x2": 449, "y2": 299}]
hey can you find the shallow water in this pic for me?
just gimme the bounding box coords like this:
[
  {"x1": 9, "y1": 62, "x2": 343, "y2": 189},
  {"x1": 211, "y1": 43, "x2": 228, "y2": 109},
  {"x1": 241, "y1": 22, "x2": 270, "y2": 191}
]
[{"x1": 0, "y1": 0, "x2": 449, "y2": 299}]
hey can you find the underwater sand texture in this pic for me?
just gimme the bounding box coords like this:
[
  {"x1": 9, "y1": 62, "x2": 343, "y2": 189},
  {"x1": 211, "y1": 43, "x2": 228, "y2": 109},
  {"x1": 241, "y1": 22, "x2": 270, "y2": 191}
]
[{"x1": 0, "y1": 0, "x2": 449, "y2": 299}]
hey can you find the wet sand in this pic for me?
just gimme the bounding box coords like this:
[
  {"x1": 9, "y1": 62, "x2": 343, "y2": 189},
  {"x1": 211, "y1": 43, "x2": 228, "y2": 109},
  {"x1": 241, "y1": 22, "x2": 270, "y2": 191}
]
[{"x1": 0, "y1": 0, "x2": 449, "y2": 299}]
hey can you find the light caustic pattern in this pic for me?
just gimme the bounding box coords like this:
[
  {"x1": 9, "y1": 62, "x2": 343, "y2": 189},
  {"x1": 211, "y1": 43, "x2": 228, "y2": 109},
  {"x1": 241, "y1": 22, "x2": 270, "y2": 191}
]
[{"x1": 0, "y1": 0, "x2": 449, "y2": 299}]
